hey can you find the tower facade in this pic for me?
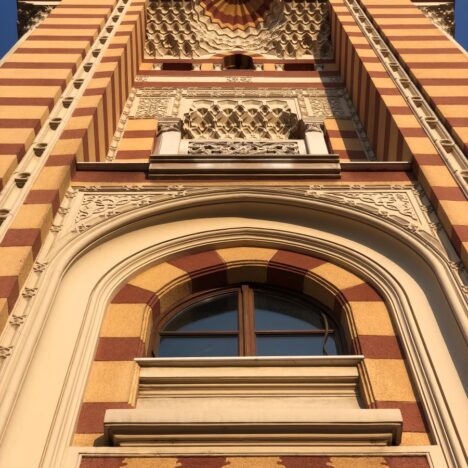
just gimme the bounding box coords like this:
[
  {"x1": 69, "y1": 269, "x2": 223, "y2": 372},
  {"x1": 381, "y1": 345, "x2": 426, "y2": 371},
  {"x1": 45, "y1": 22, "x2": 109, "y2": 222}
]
[{"x1": 0, "y1": 1, "x2": 466, "y2": 467}]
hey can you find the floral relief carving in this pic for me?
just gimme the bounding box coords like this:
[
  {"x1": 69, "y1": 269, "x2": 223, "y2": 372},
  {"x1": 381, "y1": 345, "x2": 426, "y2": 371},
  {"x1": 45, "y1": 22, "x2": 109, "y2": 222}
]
[
  {"x1": 188, "y1": 141, "x2": 301, "y2": 156},
  {"x1": 305, "y1": 188, "x2": 422, "y2": 229},
  {"x1": 134, "y1": 97, "x2": 173, "y2": 119},
  {"x1": 131, "y1": 88, "x2": 350, "y2": 121},
  {"x1": 72, "y1": 188, "x2": 188, "y2": 234}
]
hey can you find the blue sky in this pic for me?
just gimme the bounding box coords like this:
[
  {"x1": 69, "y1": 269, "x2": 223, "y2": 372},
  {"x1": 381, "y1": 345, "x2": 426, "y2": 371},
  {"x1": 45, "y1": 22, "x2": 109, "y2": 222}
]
[
  {"x1": 455, "y1": 0, "x2": 468, "y2": 50},
  {"x1": 1, "y1": 0, "x2": 18, "y2": 58},
  {"x1": 0, "y1": 0, "x2": 467, "y2": 57}
]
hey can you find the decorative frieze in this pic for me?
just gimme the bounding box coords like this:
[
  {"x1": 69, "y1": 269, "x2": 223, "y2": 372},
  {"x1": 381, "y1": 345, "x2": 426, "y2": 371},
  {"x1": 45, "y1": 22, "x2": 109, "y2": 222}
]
[
  {"x1": 130, "y1": 88, "x2": 350, "y2": 122},
  {"x1": 187, "y1": 141, "x2": 301, "y2": 156}
]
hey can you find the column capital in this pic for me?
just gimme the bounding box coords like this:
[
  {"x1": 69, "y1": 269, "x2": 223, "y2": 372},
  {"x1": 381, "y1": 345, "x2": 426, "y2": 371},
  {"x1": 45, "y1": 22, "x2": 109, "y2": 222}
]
[
  {"x1": 157, "y1": 118, "x2": 182, "y2": 136},
  {"x1": 302, "y1": 118, "x2": 324, "y2": 134}
]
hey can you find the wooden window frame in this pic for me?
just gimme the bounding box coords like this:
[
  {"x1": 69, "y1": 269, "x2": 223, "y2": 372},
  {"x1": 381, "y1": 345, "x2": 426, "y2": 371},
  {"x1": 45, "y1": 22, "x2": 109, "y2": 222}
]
[{"x1": 153, "y1": 284, "x2": 343, "y2": 357}]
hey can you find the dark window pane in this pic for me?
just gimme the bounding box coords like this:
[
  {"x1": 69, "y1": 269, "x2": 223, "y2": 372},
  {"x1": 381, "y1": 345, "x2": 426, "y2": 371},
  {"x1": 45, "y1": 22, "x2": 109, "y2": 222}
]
[
  {"x1": 254, "y1": 291, "x2": 323, "y2": 330},
  {"x1": 158, "y1": 336, "x2": 238, "y2": 357},
  {"x1": 256, "y1": 334, "x2": 338, "y2": 356},
  {"x1": 164, "y1": 293, "x2": 238, "y2": 331}
]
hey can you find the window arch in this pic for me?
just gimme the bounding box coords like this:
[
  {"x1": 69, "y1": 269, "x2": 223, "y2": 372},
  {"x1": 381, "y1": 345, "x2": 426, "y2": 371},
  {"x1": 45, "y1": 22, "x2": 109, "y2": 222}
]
[{"x1": 154, "y1": 285, "x2": 343, "y2": 357}]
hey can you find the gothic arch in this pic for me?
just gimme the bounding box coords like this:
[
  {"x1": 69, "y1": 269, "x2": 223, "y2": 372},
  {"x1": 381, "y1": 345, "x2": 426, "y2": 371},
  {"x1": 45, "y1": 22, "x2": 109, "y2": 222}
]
[{"x1": 0, "y1": 190, "x2": 465, "y2": 467}]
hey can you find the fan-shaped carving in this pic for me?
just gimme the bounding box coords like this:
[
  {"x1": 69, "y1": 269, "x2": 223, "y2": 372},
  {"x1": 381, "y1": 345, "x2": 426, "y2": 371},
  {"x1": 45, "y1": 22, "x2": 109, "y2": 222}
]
[
  {"x1": 146, "y1": 0, "x2": 331, "y2": 59},
  {"x1": 200, "y1": 0, "x2": 273, "y2": 31}
]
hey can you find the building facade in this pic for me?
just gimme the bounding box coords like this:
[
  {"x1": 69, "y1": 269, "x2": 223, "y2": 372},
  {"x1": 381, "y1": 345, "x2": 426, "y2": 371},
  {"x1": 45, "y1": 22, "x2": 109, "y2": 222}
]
[{"x1": 0, "y1": 0, "x2": 466, "y2": 467}]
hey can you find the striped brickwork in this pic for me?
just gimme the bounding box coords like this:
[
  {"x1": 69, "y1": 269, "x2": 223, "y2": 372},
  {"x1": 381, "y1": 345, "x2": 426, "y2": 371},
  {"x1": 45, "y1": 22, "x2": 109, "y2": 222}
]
[
  {"x1": 359, "y1": 0, "x2": 468, "y2": 156},
  {"x1": 324, "y1": 118, "x2": 367, "y2": 161},
  {"x1": 71, "y1": 1, "x2": 146, "y2": 161},
  {"x1": 80, "y1": 455, "x2": 431, "y2": 467},
  {"x1": 330, "y1": 0, "x2": 468, "y2": 267},
  {"x1": 74, "y1": 248, "x2": 430, "y2": 446},
  {"x1": 0, "y1": 0, "x2": 117, "y2": 191},
  {"x1": 0, "y1": 0, "x2": 145, "y2": 331},
  {"x1": 114, "y1": 118, "x2": 158, "y2": 161}
]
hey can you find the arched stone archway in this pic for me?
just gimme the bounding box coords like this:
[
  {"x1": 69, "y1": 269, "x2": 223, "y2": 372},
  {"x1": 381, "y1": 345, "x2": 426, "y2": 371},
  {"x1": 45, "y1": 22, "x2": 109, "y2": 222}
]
[{"x1": 0, "y1": 190, "x2": 465, "y2": 467}]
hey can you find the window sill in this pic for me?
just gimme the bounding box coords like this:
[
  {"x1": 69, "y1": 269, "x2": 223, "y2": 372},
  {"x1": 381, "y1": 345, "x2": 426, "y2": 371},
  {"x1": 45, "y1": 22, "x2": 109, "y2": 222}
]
[{"x1": 103, "y1": 356, "x2": 402, "y2": 447}]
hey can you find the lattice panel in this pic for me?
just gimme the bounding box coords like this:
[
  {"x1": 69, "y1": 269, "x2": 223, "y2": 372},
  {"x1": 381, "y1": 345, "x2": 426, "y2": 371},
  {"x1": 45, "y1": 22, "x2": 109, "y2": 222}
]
[{"x1": 183, "y1": 100, "x2": 299, "y2": 139}]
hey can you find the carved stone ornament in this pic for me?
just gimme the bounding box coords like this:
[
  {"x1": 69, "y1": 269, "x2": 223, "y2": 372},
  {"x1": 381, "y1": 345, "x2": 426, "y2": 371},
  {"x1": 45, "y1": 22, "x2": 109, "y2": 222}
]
[
  {"x1": 183, "y1": 99, "x2": 298, "y2": 140},
  {"x1": 157, "y1": 118, "x2": 183, "y2": 136},
  {"x1": 21, "y1": 287, "x2": 38, "y2": 299},
  {"x1": 130, "y1": 87, "x2": 351, "y2": 122},
  {"x1": 305, "y1": 187, "x2": 422, "y2": 231},
  {"x1": 71, "y1": 187, "x2": 189, "y2": 234},
  {"x1": 60, "y1": 185, "x2": 436, "y2": 242},
  {"x1": 145, "y1": 0, "x2": 332, "y2": 59},
  {"x1": 10, "y1": 315, "x2": 26, "y2": 328},
  {"x1": 0, "y1": 346, "x2": 13, "y2": 359},
  {"x1": 188, "y1": 140, "x2": 301, "y2": 156},
  {"x1": 301, "y1": 119, "x2": 324, "y2": 134}
]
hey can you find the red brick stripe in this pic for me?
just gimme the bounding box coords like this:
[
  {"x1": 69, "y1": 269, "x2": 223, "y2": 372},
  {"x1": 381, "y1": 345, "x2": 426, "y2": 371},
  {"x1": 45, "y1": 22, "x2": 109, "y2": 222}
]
[
  {"x1": 95, "y1": 337, "x2": 145, "y2": 361},
  {"x1": 169, "y1": 251, "x2": 227, "y2": 291},
  {"x1": 111, "y1": 284, "x2": 153, "y2": 304}
]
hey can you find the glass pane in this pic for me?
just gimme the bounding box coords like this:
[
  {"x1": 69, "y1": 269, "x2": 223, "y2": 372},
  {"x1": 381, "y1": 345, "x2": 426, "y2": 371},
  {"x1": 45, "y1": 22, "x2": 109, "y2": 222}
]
[
  {"x1": 256, "y1": 334, "x2": 338, "y2": 356},
  {"x1": 158, "y1": 336, "x2": 238, "y2": 357},
  {"x1": 164, "y1": 293, "x2": 238, "y2": 331},
  {"x1": 254, "y1": 291, "x2": 323, "y2": 330}
]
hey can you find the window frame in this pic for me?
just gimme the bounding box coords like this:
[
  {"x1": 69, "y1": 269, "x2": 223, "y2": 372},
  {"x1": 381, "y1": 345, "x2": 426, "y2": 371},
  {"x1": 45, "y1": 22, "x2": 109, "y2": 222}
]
[{"x1": 153, "y1": 284, "x2": 344, "y2": 357}]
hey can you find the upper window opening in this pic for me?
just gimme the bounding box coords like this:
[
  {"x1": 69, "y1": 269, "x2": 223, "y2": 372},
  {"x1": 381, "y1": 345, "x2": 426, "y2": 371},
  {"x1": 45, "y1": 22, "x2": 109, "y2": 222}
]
[
  {"x1": 161, "y1": 62, "x2": 193, "y2": 71},
  {"x1": 283, "y1": 63, "x2": 315, "y2": 71},
  {"x1": 155, "y1": 285, "x2": 341, "y2": 358},
  {"x1": 223, "y1": 54, "x2": 254, "y2": 70}
]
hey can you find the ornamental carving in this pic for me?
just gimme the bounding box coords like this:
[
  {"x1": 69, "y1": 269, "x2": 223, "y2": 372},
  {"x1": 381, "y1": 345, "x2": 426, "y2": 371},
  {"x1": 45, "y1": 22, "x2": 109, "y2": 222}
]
[
  {"x1": 183, "y1": 100, "x2": 298, "y2": 139},
  {"x1": 145, "y1": 0, "x2": 332, "y2": 59},
  {"x1": 304, "y1": 188, "x2": 421, "y2": 230},
  {"x1": 73, "y1": 188, "x2": 188, "y2": 234},
  {"x1": 158, "y1": 118, "x2": 183, "y2": 135},
  {"x1": 131, "y1": 88, "x2": 350, "y2": 121},
  {"x1": 188, "y1": 141, "x2": 301, "y2": 156},
  {"x1": 134, "y1": 97, "x2": 173, "y2": 119}
]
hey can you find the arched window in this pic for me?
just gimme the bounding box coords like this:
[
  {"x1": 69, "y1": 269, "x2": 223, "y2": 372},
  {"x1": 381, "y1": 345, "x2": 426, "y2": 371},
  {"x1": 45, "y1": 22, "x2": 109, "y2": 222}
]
[
  {"x1": 154, "y1": 285, "x2": 342, "y2": 357},
  {"x1": 222, "y1": 53, "x2": 254, "y2": 70}
]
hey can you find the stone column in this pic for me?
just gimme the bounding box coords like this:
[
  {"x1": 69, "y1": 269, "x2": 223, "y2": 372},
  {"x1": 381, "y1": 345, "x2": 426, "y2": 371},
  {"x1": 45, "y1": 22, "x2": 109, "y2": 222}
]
[
  {"x1": 153, "y1": 118, "x2": 182, "y2": 155},
  {"x1": 303, "y1": 119, "x2": 329, "y2": 155}
]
